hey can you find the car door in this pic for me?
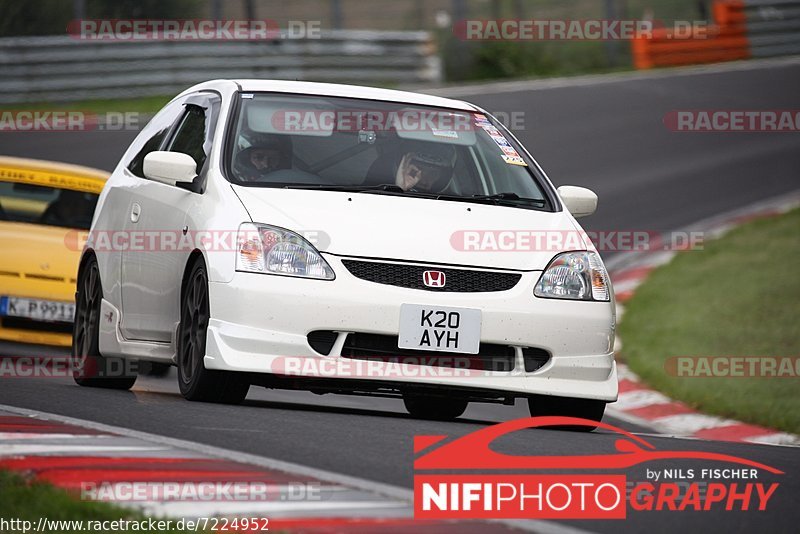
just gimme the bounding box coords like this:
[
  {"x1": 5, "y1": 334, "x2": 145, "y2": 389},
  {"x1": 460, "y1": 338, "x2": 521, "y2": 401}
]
[{"x1": 119, "y1": 93, "x2": 220, "y2": 342}]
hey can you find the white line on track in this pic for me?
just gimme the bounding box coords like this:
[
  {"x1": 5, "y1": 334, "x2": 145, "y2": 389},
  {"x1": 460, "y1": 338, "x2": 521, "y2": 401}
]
[
  {"x1": 0, "y1": 445, "x2": 167, "y2": 456},
  {"x1": 746, "y1": 433, "x2": 800, "y2": 446},
  {"x1": 612, "y1": 390, "x2": 672, "y2": 411},
  {"x1": 0, "y1": 432, "x2": 111, "y2": 440},
  {"x1": 144, "y1": 500, "x2": 411, "y2": 519},
  {"x1": 652, "y1": 414, "x2": 739, "y2": 434}
]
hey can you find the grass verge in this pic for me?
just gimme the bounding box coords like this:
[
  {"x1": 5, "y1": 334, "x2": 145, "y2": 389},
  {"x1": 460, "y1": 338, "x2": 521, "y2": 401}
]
[
  {"x1": 618, "y1": 208, "x2": 800, "y2": 434},
  {"x1": 0, "y1": 469, "x2": 205, "y2": 533}
]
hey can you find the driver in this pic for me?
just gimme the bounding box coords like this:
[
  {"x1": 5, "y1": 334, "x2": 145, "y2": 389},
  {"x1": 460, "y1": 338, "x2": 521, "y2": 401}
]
[
  {"x1": 394, "y1": 142, "x2": 456, "y2": 193},
  {"x1": 40, "y1": 189, "x2": 96, "y2": 228},
  {"x1": 234, "y1": 134, "x2": 292, "y2": 182}
]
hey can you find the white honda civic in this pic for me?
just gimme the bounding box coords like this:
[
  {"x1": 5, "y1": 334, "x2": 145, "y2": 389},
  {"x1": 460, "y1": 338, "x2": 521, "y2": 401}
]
[{"x1": 73, "y1": 79, "x2": 618, "y2": 426}]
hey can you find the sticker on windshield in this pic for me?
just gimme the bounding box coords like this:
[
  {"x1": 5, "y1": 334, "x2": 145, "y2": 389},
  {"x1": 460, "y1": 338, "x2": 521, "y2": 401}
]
[
  {"x1": 488, "y1": 132, "x2": 526, "y2": 165},
  {"x1": 499, "y1": 145, "x2": 520, "y2": 157},
  {"x1": 473, "y1": 113, "x2": 527, "y2": 166},
  {"x1": 432, "y1": 128, "x2": 459, "y2": 139},
  {"x1": 491, "y1": 134, "x2": 512, "y2": 148},
  {"x1": 502, "y1": 154, "x2": 527, "y2": 166}
]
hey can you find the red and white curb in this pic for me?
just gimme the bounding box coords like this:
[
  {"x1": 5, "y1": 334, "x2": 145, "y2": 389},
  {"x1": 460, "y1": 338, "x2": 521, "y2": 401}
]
[
  {"x1": 605, "y1": 190, "x2": 800, "y2": 447},
  {"x1": 0, "y1": 404, "x2": 586, "y2": 534}
]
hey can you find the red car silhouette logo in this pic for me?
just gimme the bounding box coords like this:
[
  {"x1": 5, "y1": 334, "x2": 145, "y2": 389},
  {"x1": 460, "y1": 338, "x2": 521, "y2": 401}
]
[{"x1": 414, "y1": 416, "x2": 783, "y2": 473}]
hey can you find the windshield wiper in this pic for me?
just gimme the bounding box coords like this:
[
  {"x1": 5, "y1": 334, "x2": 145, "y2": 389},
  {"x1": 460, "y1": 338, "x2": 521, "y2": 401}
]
[
  {"x1": 471, "y1": 193, "x2": 545, "y2": 205},
  {"x1": 433, "y1": 192, "x2": 547, "y2": 208},
  {"x1": 472, "y1": 192, "x2": 520, "y2": 200},
  {"x1": 281, "y1": 183, "x2": 447, "y2": 198},
  {"x1": 277, "y1": 184, "x2": 546, "y2": 207},
  {"x1": 279, "y1": 183, "x2": 408, "y2": 193}
]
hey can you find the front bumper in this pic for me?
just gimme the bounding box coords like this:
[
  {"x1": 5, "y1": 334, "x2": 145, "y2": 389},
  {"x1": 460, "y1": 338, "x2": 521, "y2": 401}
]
[{"x1": 204, "y1": 256, "x2": 618, "y2": 402}]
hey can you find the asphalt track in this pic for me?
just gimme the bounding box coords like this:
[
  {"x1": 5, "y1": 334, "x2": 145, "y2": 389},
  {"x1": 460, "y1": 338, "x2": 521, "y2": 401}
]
[{"x1": 1, "y1": 58, "x2": 799, "y2": 532}]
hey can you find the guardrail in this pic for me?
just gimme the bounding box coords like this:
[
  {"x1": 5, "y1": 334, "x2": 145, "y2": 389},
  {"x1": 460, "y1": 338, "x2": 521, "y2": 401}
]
[
  {"x1": 632, "y1": 0, "x2": 800, "y2": 69},
  {"x1": 0, "y1": 31, "x2": 442, "y2": 104}
]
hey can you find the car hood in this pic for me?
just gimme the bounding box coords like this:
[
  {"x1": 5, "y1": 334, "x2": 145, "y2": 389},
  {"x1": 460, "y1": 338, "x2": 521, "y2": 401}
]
[
  {"x1": 233, "y1": 186, "x2": 589, "y2": 271},
  {"x1": 0, "y1": 221, "x2": 81, "y2": 285}
]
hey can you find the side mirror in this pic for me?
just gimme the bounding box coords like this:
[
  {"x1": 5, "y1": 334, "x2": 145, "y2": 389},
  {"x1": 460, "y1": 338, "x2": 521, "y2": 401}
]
[
  {"x1": 143, "y1": 151, "x2": 197, "y2": 186},
  {"x1": 557, "y1": 185, "x2": 597, "y2": 218}
]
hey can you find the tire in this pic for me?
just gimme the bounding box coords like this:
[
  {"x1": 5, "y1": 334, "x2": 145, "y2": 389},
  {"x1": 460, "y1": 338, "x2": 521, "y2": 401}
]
[
  {"x1": 527, "y1": 395, "x2": 606, "y2": 432},
  {"x1": 177, "y1": 258, "x2": 249, "y2": 404},
  {"x1": 403, "y1": 393, "x2": 468, "y2": 421},
  {"x1": 72, "y1": 256, "x2": 137, "y2": 390}
]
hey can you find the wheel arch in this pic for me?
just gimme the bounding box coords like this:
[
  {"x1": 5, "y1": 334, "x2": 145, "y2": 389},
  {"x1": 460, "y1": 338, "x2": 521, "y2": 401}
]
[
  {"x1": 180, "y1": 249, "x2": 208, "y2": 308},
  {"x1": 76, "y1": 249, "x2": 98, "y2": 294}
]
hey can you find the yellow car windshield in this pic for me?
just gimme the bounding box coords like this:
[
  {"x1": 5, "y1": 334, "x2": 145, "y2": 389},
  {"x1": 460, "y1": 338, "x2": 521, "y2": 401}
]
[{"x1": 0, "y1": 180, "x2": 99, "y2": 230}]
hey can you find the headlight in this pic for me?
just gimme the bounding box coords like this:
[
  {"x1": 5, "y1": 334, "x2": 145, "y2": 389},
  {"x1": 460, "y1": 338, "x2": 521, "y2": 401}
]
[
  {"x1": 534, "y1": 251, "x2": 610, "y2": 301},
  {"x1": 236, "y1": 223, "x2": 335, "y2": 280}
]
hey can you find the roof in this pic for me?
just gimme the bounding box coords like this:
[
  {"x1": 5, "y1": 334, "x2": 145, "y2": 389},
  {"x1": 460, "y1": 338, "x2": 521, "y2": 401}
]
[
  {"x1": 195, "y1": 79, "x2": 478, "y2": 112},
  {"x1": 0, "y1": 156, "x2": 107, "y2": 194}
]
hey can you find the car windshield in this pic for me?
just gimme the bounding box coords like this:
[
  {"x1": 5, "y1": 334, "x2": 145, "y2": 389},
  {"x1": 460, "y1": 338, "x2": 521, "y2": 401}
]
[
  {"x1": 226, "y1": 93, "x2": 550, "y2": 209},
  {"x1": 0, "y1": 181, "x2": 98, "y2": 230}
]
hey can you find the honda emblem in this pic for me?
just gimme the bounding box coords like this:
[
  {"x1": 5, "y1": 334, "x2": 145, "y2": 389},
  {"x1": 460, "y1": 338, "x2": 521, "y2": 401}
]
[{"x1": 423, "y1": 270, "x2": 446, "y2": 288}]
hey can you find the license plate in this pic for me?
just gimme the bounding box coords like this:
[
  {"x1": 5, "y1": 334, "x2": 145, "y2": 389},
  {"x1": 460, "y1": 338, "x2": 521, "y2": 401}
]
[
  {"x1": 0, "y1": 296, "x2": 75, "y2": 323},
  {"x1": 398, "y1": 304, "x2": 481, "y2": 354}
]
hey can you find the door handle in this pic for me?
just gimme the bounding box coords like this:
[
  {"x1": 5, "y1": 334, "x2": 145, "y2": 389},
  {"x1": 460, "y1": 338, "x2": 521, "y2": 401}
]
[{"x1": 130, "y1": 203, "x2": 141, "y2": 223}]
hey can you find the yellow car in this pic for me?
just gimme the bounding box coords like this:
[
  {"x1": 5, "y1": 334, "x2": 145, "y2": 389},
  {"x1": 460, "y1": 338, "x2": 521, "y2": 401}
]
[{"x1": 0, "y1": 156, "x2": 107, "y2": 347}]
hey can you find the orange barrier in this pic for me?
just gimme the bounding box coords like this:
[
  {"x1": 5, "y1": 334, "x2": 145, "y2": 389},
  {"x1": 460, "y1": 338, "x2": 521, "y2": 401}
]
[
  {"x1": 713, "y1": 0, "x2": 746, "y2": 26},
  {"x1": 631, "y1": 0, "x2": 751, "y2": 69}
]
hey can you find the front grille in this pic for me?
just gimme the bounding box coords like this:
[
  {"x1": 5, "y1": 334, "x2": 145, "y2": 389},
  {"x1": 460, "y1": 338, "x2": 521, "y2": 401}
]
[
  {"x1": 341, "y1": 260, "x2": 521, "y2": 292},
  {"x1": 340, "y1": 333, "x2": 516, "y2": 372}
]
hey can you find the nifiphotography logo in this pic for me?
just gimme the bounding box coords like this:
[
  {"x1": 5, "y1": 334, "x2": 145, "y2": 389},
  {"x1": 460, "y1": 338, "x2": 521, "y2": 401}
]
[{"x1": 413, "y1": 417, "x2": 783, "y2": 519}]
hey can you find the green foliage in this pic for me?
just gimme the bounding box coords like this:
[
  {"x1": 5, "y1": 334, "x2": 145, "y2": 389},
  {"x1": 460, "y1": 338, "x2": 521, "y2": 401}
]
[
  {"x1": 441, "y1": 38, "x2": 616, "y2": 82},
  {"x1": 619, "y1": 208, "x2": 800, "y2": 433},
  {"x1": 0, "y1": 470, "x2": 208, "y2": 533}
]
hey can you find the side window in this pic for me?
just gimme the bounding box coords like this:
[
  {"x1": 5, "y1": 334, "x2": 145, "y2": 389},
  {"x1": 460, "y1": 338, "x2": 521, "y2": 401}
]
[
  {"x1": 125, "y1": 99, "x2": 185, "y2": 178},
  {"x1": 166, "y1": 105, "x2": 208, "y2": 172}
]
